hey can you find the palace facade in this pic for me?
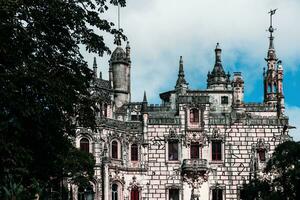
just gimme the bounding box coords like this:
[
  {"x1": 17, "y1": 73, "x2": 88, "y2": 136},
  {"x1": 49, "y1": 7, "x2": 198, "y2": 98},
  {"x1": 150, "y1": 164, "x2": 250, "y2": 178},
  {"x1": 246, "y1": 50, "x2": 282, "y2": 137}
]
[{"x1": 73, "y1": 15, "x2": 291, "y2": 200}]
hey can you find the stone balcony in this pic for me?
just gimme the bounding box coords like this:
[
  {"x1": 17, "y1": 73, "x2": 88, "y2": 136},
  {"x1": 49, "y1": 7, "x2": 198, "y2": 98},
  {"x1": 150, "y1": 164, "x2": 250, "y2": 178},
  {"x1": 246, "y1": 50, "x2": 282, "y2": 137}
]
[{"x1": 181, "y1": 159, "x2": 208, "y2": 177}]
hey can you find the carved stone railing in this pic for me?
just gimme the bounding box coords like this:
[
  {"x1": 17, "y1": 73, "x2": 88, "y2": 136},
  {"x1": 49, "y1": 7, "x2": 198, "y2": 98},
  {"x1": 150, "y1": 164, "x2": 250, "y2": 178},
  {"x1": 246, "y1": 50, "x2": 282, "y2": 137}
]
[
  {"x1": 181, "y1": 159, "x2": 208, "y2": 176},
  {"x1": 96, "y1": 117, "x2": 143, "y2": 131},
  {"x1": 148, "y1": 117, "x2": 180, "y2": 125}
]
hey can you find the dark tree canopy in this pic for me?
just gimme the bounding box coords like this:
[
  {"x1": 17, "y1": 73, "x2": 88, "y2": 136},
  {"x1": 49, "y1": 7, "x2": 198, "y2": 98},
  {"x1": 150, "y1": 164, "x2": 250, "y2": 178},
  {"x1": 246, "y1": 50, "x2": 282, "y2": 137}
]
[
  {"x1": 242, "y1": 141, "x2": 300, "y2": 200},
  {"x1": 0, "y1": 0, "x2": 125, "y2": 199}
]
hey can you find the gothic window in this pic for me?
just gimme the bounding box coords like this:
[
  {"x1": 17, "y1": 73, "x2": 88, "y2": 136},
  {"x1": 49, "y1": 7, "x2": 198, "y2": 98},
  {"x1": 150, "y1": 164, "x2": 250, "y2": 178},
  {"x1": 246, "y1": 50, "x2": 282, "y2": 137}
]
[
  {"x1": 168, "y1": 141, "x2": 179, "y2": 161},
  {"x1": 190, "y1": 143, "x2": 200, "y2": 159},
  {"x1": 131, "y1": 187, "x2": 139, "y2": 200},
  {"x1": 112, "y1": 183, "x2": 118, "y2": 200},
  {"x1": 190, "y1": 108, "x2": 199, "y2": 123},
  {"x1": 80, "y1": 138, "x2": 89, "y2": 153},
  {"x1": 131, "y1": 144, "x2": 138, "y2": 161},
  {"x1": 212, "y1": 188, "x2": 223, "y2": 200},
  {"x1": 212, "y1": 140, "x2": 222, "y2": 161},
  {"x1": 221, "y1": 96, "x2": 228, "y2": 104},
  {"x1": 257, "y1": 149, "x2": 266, "y2": 162},
  {"x1": 111, "y1": 141, "x2": 118, "y2": 159},
  {"x1": 169, "y1": 189, "x2": 179, "y2": 200}
]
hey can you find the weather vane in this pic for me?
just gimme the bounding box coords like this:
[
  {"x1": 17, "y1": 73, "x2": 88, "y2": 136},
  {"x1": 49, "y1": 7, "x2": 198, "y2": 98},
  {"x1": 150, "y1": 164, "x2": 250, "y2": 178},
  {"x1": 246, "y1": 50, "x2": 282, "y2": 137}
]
[{"x1": 268, "y1": 9, "x2": 277, "y2": 35}]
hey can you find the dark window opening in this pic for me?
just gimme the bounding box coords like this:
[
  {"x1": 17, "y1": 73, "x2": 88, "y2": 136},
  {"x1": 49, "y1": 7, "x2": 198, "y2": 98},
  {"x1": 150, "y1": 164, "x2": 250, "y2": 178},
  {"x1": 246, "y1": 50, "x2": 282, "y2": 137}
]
[
  {"x1": 112, "y1": 184, "x2": 118, "y2": 200},
  {"x1": 131, "y1": 187, "x2": 139, "y2": 200},
  {"x1": 169, "y1": 189, "x2": 179, "y2": 200},
  {"x1": 131, "y1": 144, "x2": 138, "y2": 161},
  {"x1": 212, "y1": 141, "x2": 222, "y2": 161},
  {"x1": 131, "y1": 115, "x2": 138, "y2": 121},
  {"x1": 103, "y1": 103, "x2": 108, "y2": 117},
  {"x1": 168, "y1": 141, "x2": 179, "y2": 161},
  {"x1": 191, "y1": 143, "x2": 200, "y2": 159},
  {"x1": 258, "y1": 149, "x2": 266, "y2": 161},
  {"x1": 190, "y1": 108, "x2": 199, "y2": 123},
  {"x1": 212, "y1": 188, "x2": 223, "y2": 200},
  {"x1": 112, "y1": 141, "x2": 118, "y2": 159},
  {"x1": 80, "y1": 138, "x2": 89, "y2": 153},
  {"x1": 221, "y1": 96, "x2": 228, "y2": 104}
]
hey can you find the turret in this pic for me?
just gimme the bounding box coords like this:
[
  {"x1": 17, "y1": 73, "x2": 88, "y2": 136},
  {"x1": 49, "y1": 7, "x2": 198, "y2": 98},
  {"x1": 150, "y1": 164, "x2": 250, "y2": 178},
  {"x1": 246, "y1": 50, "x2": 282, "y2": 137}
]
[
  {"x1": 207, "y1": 43, "x2": 231, "y2": 90},
  {"x1": 277, "y1": 60, "x2": 285, "y2": 115},
  {"x1": 175, "y1": 56, "x2": 188, "y2": 94},
  {"x1": 109, "y1": 38, "x2": 131, "y2": 108},
  {"x1": 232, "y1": 72, "x2": 244, "y2": 106}
]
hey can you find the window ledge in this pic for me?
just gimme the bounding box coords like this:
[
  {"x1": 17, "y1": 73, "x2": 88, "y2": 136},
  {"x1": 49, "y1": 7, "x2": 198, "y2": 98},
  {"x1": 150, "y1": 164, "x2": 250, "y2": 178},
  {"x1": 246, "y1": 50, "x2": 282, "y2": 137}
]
[
  {"x1": 166, "y1": 160, "x2": 181, "y2": 164},
  {"x1": 209, "y1": 160, "x2": 224, "y2": 165}
]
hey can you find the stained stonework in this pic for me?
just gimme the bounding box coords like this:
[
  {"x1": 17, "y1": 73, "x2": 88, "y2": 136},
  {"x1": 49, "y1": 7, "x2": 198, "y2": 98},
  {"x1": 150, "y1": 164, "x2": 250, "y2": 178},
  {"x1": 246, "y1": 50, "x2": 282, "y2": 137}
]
[{"x1": 72, "y1": 17, "x2": 293, "y2": 200}]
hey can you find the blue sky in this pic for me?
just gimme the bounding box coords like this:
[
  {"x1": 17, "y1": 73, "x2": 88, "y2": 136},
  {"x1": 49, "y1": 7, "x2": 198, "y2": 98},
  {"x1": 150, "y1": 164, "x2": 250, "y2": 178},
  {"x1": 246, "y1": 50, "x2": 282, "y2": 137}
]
[{"x1": 82, "y1": 0, "x2": 300, "y2": 140}]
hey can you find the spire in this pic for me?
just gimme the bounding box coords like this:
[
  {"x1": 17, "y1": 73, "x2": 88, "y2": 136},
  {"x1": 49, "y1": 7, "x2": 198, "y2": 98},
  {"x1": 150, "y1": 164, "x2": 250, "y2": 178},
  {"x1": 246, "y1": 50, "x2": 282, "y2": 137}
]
[
  {"x1": 143, "y1": 91, "x2": 147, "y2": 102},
  {"x1": 175, "y1": 56, "x2": 188, "y2": 88},
  {"x1": 93, "y1": 57, "x2": 97, "y2": 78},
  {"x1": 212, "y1": 43, "x2": 225, "y2": 75},
  {"x1": 266, "y1": 9, "x2": 277, "y2": 61}
]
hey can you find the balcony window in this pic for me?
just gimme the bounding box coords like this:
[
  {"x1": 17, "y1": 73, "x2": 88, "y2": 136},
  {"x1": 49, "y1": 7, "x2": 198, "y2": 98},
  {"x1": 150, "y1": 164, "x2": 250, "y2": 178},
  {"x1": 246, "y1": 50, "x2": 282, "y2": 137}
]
[
  {"x1": 190, "y1": 108, "x2": 199, "y2": 123},
  {"x1": 168, "y1": 141, "x2": 179, "y2": 161},
  {"x1": 190, "y1": 143, "x2": 200, "y2": 159},
  {"x1": 80, "y1": 138, "x2": 89, "y2": 153},
  {"x1": 111, "y1": 141, "x2": 118, "y2": 159},
  {"x1": 212, "y1": 188, "x2": 223, "y2": 200},
  {"x1": 131, "y1": 144, "x2": 138, "y2": 161},
  {"x1": 212, "y1": 141, "x2": 222, "y2": 161},
  {"x1": 169, "y1": 189, "x2": 179, "y2": 200}
]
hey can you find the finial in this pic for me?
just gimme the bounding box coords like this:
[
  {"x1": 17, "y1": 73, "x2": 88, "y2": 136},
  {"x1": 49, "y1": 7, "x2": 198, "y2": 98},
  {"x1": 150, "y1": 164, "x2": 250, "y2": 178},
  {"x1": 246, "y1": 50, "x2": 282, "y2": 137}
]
[
  {"x1": 143, "y1": 91, "x2": 147, "y2": 102},
  {"x1": 179, "y1": 56, "x2": 183, "y2": 74},
  {"x1": 175, "y1": 56, "x2": 188, "y2": 88},
  {"x1": 215, "y1": 42, "x2": 222, "y2": 64},
  {"x1": 126, "y1": 41, "x2": 130, "y2": 49}
]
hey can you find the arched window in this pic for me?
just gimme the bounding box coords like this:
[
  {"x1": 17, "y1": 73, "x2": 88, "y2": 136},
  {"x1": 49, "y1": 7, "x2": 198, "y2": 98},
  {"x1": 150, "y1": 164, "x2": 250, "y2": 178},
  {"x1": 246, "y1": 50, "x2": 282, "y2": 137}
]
[
  {"x1": 80, "y1": 138, "x2": 89, "y2": 153},
  {"x1": 78, "y1": 186, "x2": 85, "y2": 200},
  {"x1": 131, "y1": 144, "x2": 138, "y2": 161},
  {"x1": 112, "y1": 183, "x2": 118, "y2": 200},
  {"x1": 190, "y1": 108, "x2": 199, "y2": 123},
  {"x1": 131, "y1": 187, "x2": 139, "y2": 200},
  {"x1": 111, "y1": 141, "x2": 118, "y2": 159}
]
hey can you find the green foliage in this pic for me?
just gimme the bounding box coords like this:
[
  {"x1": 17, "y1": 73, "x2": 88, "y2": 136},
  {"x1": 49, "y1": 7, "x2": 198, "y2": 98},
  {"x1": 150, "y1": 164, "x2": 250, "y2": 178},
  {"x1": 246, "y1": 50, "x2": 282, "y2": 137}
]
[
  {"x1": 242, "y1": 141, "x2": 300, "y2": 200},
  {"x1": 0, "y1": 0, "x2": 125, "y2": 199}
]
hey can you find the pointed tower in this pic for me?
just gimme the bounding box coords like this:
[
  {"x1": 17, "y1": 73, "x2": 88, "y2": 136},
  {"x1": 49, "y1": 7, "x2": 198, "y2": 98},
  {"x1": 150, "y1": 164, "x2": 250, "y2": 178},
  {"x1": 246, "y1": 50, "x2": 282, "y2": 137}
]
[
  {"x1": 175, "y1": 56, "x2": 188, "y2": 94},
  {"x1": 263, "y1": 9, "x2": 284, "y2": 115},
  {"x1": 93, "y1": 57, "x2": 97, "y2": 78},
  {"x1": 207, "y1": 43, "x2": 230, "y2": 90}
]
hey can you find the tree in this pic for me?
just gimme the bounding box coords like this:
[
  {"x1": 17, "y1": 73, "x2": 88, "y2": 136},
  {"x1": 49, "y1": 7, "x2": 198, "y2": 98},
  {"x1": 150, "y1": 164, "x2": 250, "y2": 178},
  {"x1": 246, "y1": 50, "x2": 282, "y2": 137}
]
[
  {"x1": 0, "y1": 0, "x2": 126, "y2": 199},
  {"x1": 242, "y1": 141, "x2": 300, "y2": 200}
]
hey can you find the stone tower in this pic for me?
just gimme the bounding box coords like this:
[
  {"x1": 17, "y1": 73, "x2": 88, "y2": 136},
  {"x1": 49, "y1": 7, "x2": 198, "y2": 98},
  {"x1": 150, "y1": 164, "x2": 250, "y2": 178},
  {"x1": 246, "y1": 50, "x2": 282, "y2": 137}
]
[{"x1": 109, "y1": 38, "x2": 131, "y2": 108}]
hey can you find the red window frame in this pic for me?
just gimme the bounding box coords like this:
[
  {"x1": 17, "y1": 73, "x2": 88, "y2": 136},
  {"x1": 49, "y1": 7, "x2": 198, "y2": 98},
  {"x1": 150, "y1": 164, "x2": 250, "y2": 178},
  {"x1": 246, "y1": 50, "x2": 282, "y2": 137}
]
[
  {"x1": 112, "y1": 141, "x2": 118, "y2": 159},
  {"x1": 190, "y1": 108, "x2": 199, "y2": 123},
  {"x1": 131, "y1": 187, "x2": 139, "y2": 200},
  {"x1": 212, "y1": 141, "x2": 222, "y2": 161},
  {"x1": 191, "y1": 143, "x2": 200, "y2": 159},
  {"x1": 168, "y1": 141, "x2": 179, "y2": 161},
  {"x1": 80, "y1": 138, "x2": 89, "y2": 153},
  {"x1": 131, "y1": 144, "x2": 138, "y2": 161}
]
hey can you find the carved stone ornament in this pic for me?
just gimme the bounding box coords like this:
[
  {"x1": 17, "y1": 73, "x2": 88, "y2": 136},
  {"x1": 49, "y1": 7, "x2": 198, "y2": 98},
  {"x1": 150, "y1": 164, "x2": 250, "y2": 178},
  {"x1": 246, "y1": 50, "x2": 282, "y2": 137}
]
[
  {"x1": 208, "y1": 128, "x2": 225, "y2": 142},
  {"x1": 165, "y1": 128, "x2": 181, "y2": 142},
  {"x1": 127, "y1": 176, "x2": 142, "y2": 191}
]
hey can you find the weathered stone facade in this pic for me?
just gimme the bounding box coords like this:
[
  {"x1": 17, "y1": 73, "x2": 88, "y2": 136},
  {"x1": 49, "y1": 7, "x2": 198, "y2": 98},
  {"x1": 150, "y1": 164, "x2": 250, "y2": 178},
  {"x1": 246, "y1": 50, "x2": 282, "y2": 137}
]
[{"x1": 73, "y1": 18, "x2": 292, "y2": 200}]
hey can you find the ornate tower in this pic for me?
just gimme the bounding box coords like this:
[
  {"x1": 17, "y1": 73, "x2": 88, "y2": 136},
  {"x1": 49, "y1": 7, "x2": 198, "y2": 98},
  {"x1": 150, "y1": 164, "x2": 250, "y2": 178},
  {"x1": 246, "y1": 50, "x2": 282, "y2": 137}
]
[
  {"x1": 263, "y1": 9, "x2": 284, "y2": 115},
  {"x1": 175, "y1": 56, "x2": 188, "y2": 94},
  {"x1": 207, "y1": 43, "x2": 230, "y2": 90},
  {"x1": 109, "y1": 37, "x2": 131, "y2": 108}
]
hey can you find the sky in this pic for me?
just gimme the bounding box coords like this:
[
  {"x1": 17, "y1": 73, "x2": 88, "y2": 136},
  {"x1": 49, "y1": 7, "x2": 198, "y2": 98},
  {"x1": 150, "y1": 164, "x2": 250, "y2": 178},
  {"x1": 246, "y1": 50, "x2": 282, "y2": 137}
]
[{"x1": 81, "y1": 0, "x2": 300, "y2": 140}]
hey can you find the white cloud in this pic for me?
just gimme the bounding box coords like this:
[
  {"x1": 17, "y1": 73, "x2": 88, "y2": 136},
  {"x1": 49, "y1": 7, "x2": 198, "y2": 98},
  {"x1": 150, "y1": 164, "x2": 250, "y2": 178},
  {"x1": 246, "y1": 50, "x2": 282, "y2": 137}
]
[
  {"x1": 82, "y1": 0, "x2": 300, "y2": 103},
  {"x1": 285, "y1": 106, "x2": 300, "y2": 141}
]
